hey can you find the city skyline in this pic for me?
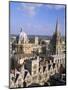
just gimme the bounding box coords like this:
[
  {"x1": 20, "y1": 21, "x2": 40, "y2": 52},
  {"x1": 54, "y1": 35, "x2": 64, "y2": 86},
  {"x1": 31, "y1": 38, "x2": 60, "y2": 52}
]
[
  {"x1": 10, "y1": 2, "x2": 66, "y2": 36},
  {"x1": 9, "y1": 2, "x2": 66, "y2": 88}
]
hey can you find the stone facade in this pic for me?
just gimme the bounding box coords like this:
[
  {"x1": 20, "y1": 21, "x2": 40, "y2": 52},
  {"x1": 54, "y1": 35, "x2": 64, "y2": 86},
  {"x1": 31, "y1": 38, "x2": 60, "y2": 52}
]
[{"x1": 10, "y1": 53, "x2": 65, "y2": 88}]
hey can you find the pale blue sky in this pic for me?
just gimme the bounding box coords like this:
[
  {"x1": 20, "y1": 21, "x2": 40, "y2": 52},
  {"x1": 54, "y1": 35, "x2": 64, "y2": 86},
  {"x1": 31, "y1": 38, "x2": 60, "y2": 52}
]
[{"x1": 10, "y1": 2, "x2": 66, "y2": 36}]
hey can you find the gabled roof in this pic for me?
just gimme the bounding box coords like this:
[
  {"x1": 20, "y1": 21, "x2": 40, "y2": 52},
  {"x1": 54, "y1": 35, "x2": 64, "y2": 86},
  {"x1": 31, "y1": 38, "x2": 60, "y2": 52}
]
[
  {"x1": 53, "y1": 63, "x2": 55, "y2": 69},
  {"x1": 24, "y1": 71, "x2": 28, "y2": 79},
  {"x1": 15, "y1": 74, "x2": 19, "y2": 83},
  {"x1": 24, "y1": 71, "x2": 31, "y2": 80},
  {"x1": 48, "y1": 64, "x2": 51, "y2": 70}
]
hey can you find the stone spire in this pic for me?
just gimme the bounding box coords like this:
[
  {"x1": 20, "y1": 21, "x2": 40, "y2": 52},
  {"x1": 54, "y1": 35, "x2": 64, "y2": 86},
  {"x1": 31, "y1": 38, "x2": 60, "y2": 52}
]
[
  {"x1": 55, "y1": 18, "x2": 59, "y2": 32},
  {"x1": 50, "y1": 18, "x2": 62, "y2": 55},
  {"x1": 55, "y1": 18, "x2": 60, "y2": 39}
]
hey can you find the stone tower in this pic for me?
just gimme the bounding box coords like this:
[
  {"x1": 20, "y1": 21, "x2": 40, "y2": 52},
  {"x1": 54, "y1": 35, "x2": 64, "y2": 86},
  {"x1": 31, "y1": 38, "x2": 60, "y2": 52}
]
[
  {"x1": 35, "y1": 37, "x2": 38, "y2": 45},
  {"x1": 50, "y1": 19, "x2": 62, "y2": 55}
]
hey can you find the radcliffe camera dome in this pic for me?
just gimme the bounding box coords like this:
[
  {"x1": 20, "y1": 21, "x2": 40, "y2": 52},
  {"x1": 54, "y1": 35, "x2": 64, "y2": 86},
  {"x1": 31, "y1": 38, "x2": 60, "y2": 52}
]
[
  {"x1": 19, "y1": 31, "x2": 27, "y2": 40},
  {"x1": 19, "y1": 28, "x2": 28, "y2": 44}
]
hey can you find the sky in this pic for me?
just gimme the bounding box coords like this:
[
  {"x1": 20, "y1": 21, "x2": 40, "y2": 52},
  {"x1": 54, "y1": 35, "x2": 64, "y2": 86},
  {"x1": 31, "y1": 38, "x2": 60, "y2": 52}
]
[{"x1": 10, "y1": 1, "x2": 66, "y2": 36}]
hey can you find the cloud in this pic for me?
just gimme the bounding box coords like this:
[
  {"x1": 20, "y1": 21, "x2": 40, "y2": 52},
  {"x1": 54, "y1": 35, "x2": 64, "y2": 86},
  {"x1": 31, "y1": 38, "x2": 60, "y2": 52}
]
[
  {"x1": 20, "y1": 3, "x2": 43, "y2": 16},
  {"x1": 46, "y1": 5, "x2": 65, "y2": 10}
]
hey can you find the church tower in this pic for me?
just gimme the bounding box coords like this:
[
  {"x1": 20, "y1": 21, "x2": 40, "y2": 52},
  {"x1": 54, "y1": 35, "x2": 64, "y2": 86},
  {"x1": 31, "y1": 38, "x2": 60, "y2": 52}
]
[{"x1": 50, "y1": 19, "x2": 62, "y2": 55}]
